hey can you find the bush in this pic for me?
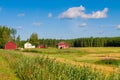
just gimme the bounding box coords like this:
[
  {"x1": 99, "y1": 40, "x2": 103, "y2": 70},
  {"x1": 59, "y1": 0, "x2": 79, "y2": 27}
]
[{"x1": 95, "y1": 57, "x2": 120, "y2": 66}]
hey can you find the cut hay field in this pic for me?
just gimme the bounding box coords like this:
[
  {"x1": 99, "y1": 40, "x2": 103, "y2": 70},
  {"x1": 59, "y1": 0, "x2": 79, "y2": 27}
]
[
  {"x1": 0, "y1": 47, "x2": 120, "y2": 80},
  {"x1": 22, "y1": 47, "x2": 120, "y2": 66}
]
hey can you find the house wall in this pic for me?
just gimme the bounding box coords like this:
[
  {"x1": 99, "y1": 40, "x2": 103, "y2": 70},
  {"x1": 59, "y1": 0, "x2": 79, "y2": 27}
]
[
  {"x1": 24, "y1": 43, "x2": 35, "y2": 48},
  {"x1": 58, "y1": 42, "x2": 69, "y2": 49},
  {"x1": 5, "y1": 42, "x2": 17, "y2": 50},
  {"x1": 38, "y1": 45, "x2": 45, "y2": 48},
  {"x1": 58, "y1": 45, "x2": 69, "y2": 49}
]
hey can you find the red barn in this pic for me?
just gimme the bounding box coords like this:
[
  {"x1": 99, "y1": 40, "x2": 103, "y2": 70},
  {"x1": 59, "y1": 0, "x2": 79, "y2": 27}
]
[
  {"x1": 38, "y1": 45, "x2": 45, "y2": 48},
  {"x1": 57, "y1": 42, "x2": 69, "y2": 49},
  {"x1": 5, "y1": 41, "x2": 17, "y2": 50}
]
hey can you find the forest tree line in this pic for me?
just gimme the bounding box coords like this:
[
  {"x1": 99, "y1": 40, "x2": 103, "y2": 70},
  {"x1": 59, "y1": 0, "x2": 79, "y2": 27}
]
[
  {"x1": 0, "y1": 26, "x2": 19, "y2": 48},
  {"x1": 0, "y1": 25, "x2": 120, "y2": 48},
  {"x1": 39, "y1": 37, "x2": 120, "y2": 47}
]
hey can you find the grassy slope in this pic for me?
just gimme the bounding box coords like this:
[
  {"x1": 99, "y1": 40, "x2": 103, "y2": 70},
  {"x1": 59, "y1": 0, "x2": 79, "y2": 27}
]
[
  {"x1": 0, "y1": 47, "x2": 120, "y2": 79},
  {"x1": 0, "y1": 55, "x2": 19, "y2": 80},
  {"x1": 0, "y1": 47, "x2": 120, "y2": 80},
  {"x1": 2, "y1": 51, "x2": 118, "y2": 80}
]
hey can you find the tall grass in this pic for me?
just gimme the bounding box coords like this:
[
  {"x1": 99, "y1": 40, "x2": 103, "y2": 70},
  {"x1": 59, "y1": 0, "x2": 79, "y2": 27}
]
[
  {"x1": 13, "y1": 56, "x2": 120, "y2": 80},
  {"x1": 12, "y1": 56, "x2": 105, "y2": 80},
  {"x1": 1, "y1": 50, "x2": 120, "y2": 80}
]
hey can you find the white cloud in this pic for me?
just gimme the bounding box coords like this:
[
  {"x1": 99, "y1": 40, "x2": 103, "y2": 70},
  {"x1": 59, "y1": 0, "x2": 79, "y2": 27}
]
[
  {"x1": 117, "y1": 25, "x2": 120, "y2": 29},
  {"x1": 32, "y1": 22, "x2": 42, "y2": 26},
  {"x1": 48, "y1": 13, "x2": 52, "y2": 18},
  {"x1": 79, "y1": 23, "x2": 87, "y2": 27},
  {"x1": 58, "y1": 5, "x2": 108, "y2": 19},
  {"x1": 18, "y1": 13, "x2": 25, "y2": 17}
]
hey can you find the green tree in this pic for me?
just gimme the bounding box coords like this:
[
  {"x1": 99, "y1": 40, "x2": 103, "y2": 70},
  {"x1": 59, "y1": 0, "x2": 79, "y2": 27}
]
[
  {"x1": 10, "y1": 28, "x2": 17, "y2": 41},
  {"x1": 29, "y1": 33, "x2": 39, "y2": 47},
  {"x1": 1, "y1": 26, "x2": 11, "y2": 48},
  {"x1": 16, "y1": 35, "x2": 21, "y2": 47},
  {"x1": 0, "y1": 26, "x2": 17, "y2": 48}
]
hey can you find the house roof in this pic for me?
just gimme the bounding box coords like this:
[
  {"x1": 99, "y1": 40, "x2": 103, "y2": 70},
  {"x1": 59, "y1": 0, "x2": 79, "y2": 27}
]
[
  {"x1": 58, "y1": 42, "x2": 69, "y2": 45},
  {"x1": 5, "y1": 41, "x2": 16, "y2": 45}
]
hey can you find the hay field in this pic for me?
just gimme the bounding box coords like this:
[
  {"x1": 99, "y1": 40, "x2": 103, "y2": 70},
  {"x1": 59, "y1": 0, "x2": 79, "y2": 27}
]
[{"x1": 0, "y1": 47, "x2": 120, "y2": 80}]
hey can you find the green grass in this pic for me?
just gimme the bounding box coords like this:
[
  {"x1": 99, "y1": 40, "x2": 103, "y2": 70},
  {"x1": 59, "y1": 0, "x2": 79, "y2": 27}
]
[
  {"x1": 0, "y1": 53, "x2": 19, "y2": 80},
  {"x1": 80, "y1": 47, "x2": 120, "y2": 53},
  {"x1": 13, "y1": 56, "x2": 108, "y2": 80},
  {"x1": 1, "y1": 50, "x2": 120, "y2": 80},
  {"x1": 1, "y1": 47, "x2": 120, "y2": 80},
  {"x1": 21, "y1": 47, "x2": 120, "y2": 66},
  {"x1": 21, "y1": 48, "x2": 88, "y2": 60},
  {"x1": 95, "y1": 57, "x2": 120, "y2": 66}
]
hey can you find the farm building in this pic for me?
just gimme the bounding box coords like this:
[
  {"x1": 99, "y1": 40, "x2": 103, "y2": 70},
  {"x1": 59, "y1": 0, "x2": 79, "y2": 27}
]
[
  {"x1": 5, "y1": 41, "x2": 17, "y2": 50},
  {"x1": 38, "y1": 45, "x2": 45, "y2": 48},
  {"x1": 24, "y1": 42, "x2": 35, "y2": 48},
  {"x1": 57, "y1": 42, "x2": 69, "y2": 49}
]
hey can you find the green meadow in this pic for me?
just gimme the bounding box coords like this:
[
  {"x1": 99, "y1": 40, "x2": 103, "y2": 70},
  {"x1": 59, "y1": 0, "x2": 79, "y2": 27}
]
[
  {"x1": 0, "y1": 47, "x2": 120, "y2": 80},
  {"x1": 22, "y1": 47, "x2": 120, "y2": 66}
]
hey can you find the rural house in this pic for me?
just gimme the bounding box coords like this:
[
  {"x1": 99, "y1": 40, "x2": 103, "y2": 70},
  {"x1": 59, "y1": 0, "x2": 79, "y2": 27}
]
[
  {"x1": 5, "y1": 41, "x2": 17, "y2": 50},
  {"x1": 38, "y1": 44, "x2": 45, "y2": 48},
  {"x1": 57, "y1": 42, "x2": 69, "y2": 49},
  {"x1": 24, "y1": 42, "x2": 35, "y2": 48}
]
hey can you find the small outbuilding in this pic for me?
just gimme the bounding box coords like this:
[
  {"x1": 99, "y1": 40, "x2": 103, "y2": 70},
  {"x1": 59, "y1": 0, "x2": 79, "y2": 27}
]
[
  {"x1": 57, "y1": 42, "x2": 69, "y2": 49},
  {"x1": 5, "y1": 41, "x2": 17, "y2": 50},
  {"x1": 24, "y1": 42, "x2": 35, "y2": 48},
  {"x1": 38, "y1": 45, "x2": 45, "y2": 48}
]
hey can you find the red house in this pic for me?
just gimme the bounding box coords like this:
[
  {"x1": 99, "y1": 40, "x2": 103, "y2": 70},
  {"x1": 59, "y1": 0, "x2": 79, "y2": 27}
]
[
  {"x1": 5, "y1": 41, "x2": 17, "y2": 50},
  {"x1": 38, "y1": 45, "x2": 45, "y2": 48},
  {"x1": 57, "y1": 42, "x2": 69, "y2": 49}
]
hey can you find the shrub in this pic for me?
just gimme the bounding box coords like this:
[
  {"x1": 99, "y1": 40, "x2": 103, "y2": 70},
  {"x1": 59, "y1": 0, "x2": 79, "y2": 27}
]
[{"x1": 95, "y1": 57, "x2": 120, "y2": 66}]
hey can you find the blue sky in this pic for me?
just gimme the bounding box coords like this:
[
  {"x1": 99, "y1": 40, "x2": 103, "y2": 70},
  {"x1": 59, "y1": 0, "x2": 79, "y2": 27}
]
[{"x1": 0, "y1": 0, "x2": 120, "y2": 40}]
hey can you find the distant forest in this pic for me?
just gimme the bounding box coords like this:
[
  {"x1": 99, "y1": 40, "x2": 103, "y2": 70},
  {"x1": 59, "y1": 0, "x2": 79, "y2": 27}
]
[
  {"x1": 39, "y1": 37, "x2": 120, "y2": 47},
  {"x1": 0, "y1": 26, "x2": 120, "y2": 48}
]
